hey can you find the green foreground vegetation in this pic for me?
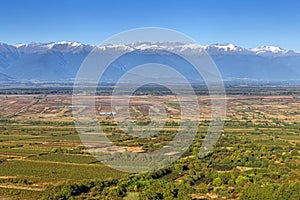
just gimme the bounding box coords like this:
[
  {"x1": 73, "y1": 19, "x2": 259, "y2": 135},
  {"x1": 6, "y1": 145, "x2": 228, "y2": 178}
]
[{"x1": 0, "y1": 91, "x2": 299, "y2": 199}]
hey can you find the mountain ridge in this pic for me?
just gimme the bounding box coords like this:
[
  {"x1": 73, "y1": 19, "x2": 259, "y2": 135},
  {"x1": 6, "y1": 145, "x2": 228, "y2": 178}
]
[
  {"x1": 1, "y1": 41, "x2": 299, "y2": 56},
  {"x1": 0, "y1": 41, "x2": 299, "y2": 82}
]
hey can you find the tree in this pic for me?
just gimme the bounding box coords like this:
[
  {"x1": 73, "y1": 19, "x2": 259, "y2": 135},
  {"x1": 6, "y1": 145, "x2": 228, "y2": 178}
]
[
  {"x1": 212, "y1": 177, "x2": 222, "y2": 187},
  {"x1": 275, "y1": 182, "x2": 300, "y2": 200},
  {"x1": 196, "y1": 183, "x2": 208, "y2": 194},
  {"x1": 235, "y1": 175, "x2": 250, "y2": 192},
  {"x1": 239, "y1": 183, "x2": 274, "y2": 200}
]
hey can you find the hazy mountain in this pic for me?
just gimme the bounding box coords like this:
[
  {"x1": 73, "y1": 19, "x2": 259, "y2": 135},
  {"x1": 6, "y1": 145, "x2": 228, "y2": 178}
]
[
  {"x1": 0, "y1": 42, "x2": 299, "y2": 83},
  {"x1": 0, "y1": 71, "x2": 16, "y2": 85}
]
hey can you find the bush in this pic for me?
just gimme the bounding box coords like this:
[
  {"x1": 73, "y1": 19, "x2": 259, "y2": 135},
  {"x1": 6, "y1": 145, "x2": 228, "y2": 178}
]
[
  {"x1": 275, "y1": 182, "x2": 300, "y2": 200},
  {"x1": 239, "y1": 183, "x2": 274, "y2": 200},
  {"x1": 212, "y1": 177, "x2": 222, "y2": 187}
]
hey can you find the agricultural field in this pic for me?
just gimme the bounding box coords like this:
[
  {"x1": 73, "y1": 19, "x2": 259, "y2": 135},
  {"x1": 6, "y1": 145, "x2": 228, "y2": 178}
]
[{"x1": 0, "y1": 91, "x2": 299, "y2": 199}]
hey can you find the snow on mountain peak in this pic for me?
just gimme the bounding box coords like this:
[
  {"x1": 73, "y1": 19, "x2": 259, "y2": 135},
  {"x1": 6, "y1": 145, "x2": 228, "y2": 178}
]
[
  {"x1": 15, "y1": 43, "x2": 27, "y2": 48},
  {"x1": 13, "y1": 41, "x2": 95, "y2": 53},
  {"x1": 210, "y1": 43, "x2": 238, "y2": 51},
  {"x1": 97, "y1": 44, "x2": 134, "y2": 52},
  {"x1": 0, "y1": 41, "x2": 298, "y2": 56},
  {"x1": 203, "y1": 43, "x2": 248, "y2": 55},
  {"x1": 250, "y1": 46, "x2": 289, "y2": 55}
]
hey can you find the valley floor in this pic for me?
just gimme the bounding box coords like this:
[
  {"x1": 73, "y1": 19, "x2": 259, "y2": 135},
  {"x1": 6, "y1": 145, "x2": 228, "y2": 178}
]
[{"x1": 0, "y1": 93, "x2": 299, "y2": 199}]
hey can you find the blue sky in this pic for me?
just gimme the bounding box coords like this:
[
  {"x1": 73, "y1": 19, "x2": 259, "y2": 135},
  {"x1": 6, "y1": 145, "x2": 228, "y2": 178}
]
[{"x1": 1, "y1": 0, "x2": 300, "y2": 51}]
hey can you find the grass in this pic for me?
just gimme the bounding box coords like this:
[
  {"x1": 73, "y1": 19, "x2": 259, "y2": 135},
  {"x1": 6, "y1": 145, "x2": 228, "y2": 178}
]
[
  {"x1": 27, "y1": 153, "x2": 100, "y2": 164},
  {"x1": 0, "y1": 159, "x2": 126, "y2": 182},
  {"x1": 0, "y1": 188, "x2": 43, "y2": 200}
]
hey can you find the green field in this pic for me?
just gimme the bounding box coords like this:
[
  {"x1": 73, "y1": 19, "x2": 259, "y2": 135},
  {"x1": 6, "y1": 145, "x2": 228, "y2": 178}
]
[{"x1": 0, "y1": 93, "x2": 299, "y2": 199}]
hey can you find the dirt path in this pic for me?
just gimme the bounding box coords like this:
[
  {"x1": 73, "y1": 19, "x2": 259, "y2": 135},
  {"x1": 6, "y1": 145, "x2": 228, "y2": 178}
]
[{"x1": 0, "y1": 184, "x2": 44, "y2": 191}]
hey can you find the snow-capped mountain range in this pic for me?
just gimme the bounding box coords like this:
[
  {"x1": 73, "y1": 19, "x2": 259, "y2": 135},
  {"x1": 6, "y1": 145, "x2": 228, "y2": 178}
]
[
  {"x1": 0, "y1": 41, "x2": 299, "y2": 82},
  {"x1": 1, "y1": 41, "x2": 298, "y2": 55}
]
